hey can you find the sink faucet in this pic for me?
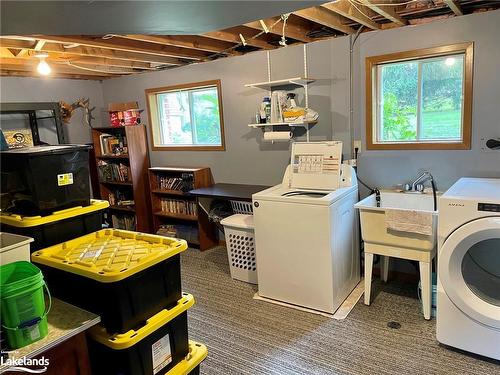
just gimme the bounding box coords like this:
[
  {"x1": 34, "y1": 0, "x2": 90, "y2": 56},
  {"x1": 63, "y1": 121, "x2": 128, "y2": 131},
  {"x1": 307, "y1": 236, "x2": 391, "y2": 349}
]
[
  {"x1": 404, "y1": 171, "x2": 438, "y2": 211},
  {"x1": 405, "y1": 171, "x2": 434, "y2": 192}
]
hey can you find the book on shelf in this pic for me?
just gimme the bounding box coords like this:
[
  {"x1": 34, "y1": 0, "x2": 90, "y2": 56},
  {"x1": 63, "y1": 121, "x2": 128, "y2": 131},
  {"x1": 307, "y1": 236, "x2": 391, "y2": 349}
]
[
  {"x1": 156, "y1": 173, "x2": 194, "y2": 192},
  {"x1": 111, "y1": 213, "x2": 136, "y2": 231},
  {"x1": 98, "y1": 160, "x2": 131, "y2": 182},
  {"x1": 157, "y1": 224, "x2": 198, "y2": 243},
  {"x1": 107, "y1": 190, "x2": 134, "y2": 206},
  {"x1": 159, "y1": 198, "x2": 197, "y2": 216},
  {"x1": 99, "y1": 133, "x2": 128, "y2": 156}
]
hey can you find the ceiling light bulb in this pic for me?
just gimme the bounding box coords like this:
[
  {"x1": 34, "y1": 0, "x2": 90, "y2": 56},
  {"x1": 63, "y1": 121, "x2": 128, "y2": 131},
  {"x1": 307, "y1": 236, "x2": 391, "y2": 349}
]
[
  {"x1": 445, "y1": 57, "x2": 456, "y2": 66},
  {"x1": 37, "y1": 59, "x2": 51, "y2": 75}
]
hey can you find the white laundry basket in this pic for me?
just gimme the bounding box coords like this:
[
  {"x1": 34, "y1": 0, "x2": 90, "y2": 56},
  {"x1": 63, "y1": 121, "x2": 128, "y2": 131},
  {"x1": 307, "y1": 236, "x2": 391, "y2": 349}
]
[{"x1": 220, "y1": 214, "x2": 257, "y2": 284}]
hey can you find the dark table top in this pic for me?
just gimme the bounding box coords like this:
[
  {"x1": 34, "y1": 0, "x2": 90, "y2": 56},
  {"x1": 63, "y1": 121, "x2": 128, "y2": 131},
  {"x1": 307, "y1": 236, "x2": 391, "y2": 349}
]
[{"x1": 189, "y1": 183, "x2": 270, "y2": 201}]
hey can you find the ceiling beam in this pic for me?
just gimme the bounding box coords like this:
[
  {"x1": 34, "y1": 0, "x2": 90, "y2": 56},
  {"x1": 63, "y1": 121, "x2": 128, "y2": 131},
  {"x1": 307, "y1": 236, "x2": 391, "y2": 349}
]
[
  {"x1": 245, "y1": 16, "x2": 314, "y2": 43},
  {"x1": 0, "y1": 62, "x2": 119, "y2": 77},
  {"x1": 117, "y1": 35, "x2": 239, "y2": 55},
  {"x1": 322, "y1": 1, "x2": 380, "y2": 30},
  {"x1": 0, "y1": 57, "x2": 138, "y2": 75},
  {"x1": 31, "y1": 35, "x2": 210, "y2": 60},
  {"x1": 0, "y1": 38, "x2": 186, "y2": 65},
  {"x1": 443, "y1": 0, "x2": 463, "y2": 16},
  {"x1": 294, "y1": 6, "x2": 355, "y2": 34},
  {"x1": 203, "y1": 27, "x2": 275, "y2": 50},
  {"x1": 1, "y1": 70, "x2": 110, "y2": 80},
  {"x1": 33, "y1": 40, "x2": 46, "y2": 51},
  {"x1": 71, "y1": 56, "x2": 156, "y2": 70},
  {"x1": 0, "y1": 47, "x2": 156, "y2": 70},
  {"x1": 361, "y1": 1, "x2": 408, "y2": 26}
]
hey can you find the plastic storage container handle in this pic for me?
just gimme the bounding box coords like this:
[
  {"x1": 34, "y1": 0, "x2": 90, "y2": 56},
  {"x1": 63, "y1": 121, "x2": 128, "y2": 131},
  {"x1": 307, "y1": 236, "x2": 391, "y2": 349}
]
[{"x1": 2, "y1": 283, "x2": 52, "y2": 331}]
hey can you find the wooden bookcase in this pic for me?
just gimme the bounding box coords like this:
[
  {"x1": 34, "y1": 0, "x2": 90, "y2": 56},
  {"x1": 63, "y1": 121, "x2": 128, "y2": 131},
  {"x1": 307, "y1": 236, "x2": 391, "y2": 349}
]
[
  {"x1": 91, "y1": 125, "x2": 152, "y2": 233},
  {"x1": 149, "y1": 167, "x2": 217, "y2": 250}
]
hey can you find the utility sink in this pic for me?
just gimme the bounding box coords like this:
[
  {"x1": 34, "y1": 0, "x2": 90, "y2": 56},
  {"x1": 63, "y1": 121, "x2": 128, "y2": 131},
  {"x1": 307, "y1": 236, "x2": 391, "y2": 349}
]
[{"x1": 355, "y1": 191, "x2": 438, "y2": 252}]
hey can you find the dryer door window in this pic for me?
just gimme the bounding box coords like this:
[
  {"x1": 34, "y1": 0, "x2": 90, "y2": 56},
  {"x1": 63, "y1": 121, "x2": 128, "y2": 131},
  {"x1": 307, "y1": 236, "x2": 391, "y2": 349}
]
[
  {"x1": 439, "y1": 217, "x2": 500, "y2": 329},
  {"x1": 462, "y1": 238, "x2": 500, "y2": 307}
]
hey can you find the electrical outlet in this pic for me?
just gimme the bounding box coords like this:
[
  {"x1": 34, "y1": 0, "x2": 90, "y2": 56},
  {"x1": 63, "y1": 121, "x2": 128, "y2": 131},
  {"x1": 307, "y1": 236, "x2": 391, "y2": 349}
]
[{"x1": 353, "y1": 140, "x2": 362, "y2": 155}]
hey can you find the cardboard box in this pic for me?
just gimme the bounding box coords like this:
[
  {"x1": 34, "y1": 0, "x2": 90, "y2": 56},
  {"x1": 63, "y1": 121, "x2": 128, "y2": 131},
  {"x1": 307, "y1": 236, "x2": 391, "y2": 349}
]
[{"x1": 108, "y1": 102, "x2": 142, "y2": 127}]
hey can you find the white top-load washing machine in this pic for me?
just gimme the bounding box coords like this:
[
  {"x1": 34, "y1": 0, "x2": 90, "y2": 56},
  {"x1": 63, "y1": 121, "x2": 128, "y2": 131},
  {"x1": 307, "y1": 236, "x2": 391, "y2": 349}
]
[
  {"x1": 437, "y1": 177, "x2": 500, "y2": 360},
  {"x1": 252, "y1": 141, "x2": 360, "y2": 314}
]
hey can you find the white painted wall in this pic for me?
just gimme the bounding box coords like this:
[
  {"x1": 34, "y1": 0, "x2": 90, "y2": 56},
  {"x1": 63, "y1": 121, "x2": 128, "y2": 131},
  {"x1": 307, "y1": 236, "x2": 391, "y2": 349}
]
[{"x1": 0, "y1": 77, "x2": 104, "y2": 143}]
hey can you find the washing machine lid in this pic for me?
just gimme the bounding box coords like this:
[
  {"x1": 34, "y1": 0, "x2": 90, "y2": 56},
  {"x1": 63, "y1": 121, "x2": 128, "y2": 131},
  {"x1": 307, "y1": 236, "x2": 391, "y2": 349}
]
[
  {"x1": 288, "y1": 141, "x2": 342, "y2": 191},
  {"x1": 439, "y1": 216, "x2": 500, "y2": 329},
  {"x1": 252, "y1": 184, "x2": 355, "y2": 205}
]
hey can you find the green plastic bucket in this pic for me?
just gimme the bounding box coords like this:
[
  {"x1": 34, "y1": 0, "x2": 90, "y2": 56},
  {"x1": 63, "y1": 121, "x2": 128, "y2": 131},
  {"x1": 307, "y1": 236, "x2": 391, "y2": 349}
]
[{"x1": 0, "y1": 261, "x2": 51, "y2": 349}]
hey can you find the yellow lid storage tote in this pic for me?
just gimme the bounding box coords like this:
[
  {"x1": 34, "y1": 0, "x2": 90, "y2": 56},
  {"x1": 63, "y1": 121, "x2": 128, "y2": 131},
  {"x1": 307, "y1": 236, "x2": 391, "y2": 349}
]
[
  {"x1": 88, "y1": 293, "x2": 194, "y2": 375},
  {"x1": 0, "y1": 199, "x2": 109, "y2": 251},
  {"x1": 32, "y1": 229, "x2": 187, "y2": 334}
]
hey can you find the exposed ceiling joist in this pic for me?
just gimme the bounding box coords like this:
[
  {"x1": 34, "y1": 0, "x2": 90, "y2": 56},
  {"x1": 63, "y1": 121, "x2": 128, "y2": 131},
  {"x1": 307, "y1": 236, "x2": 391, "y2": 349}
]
[
  {"x1": 1, "y1": 1, "x2": 498, "y2": 80},
  {"x1": 294, "y1": 6, "x2": 355, "y2": 34},
  {"x1": 0, "y1": 61, "x2": 118, "y2": 78},
  {"x1": 443, "y1": 0, "x2": 464, "y2": 16},
  {"x1": 6, "y1": 48, "x2": 21, "y2": 57},
  {"x1": 0, "y1": 57, "x2": 139, "y2": 75},
  {"x1": 31, "y1": 35, "x2": 210, "y2": 60},
  {"x1": 203, "y1": 27, "x2": 275, "y2": 50},
  {"x1": 33, "y1": 40, "x2": 46, "y2": 51},
  {"x1": 245, "y1": 16, "x2": 314, "y2": 43},
  {"x1": 361, "y1": 0, "x2": 408, "y2": 26},
  {"x1": 0, "y1": 48, "x2": 157, "y2": 70},
  {"x1": 72, "y1": 56, "x2": 156, "y2": 70},
  {"x1": 322, "y1": 1, "x2": 380, "y2": 30},
  {"x1": 1, "y1": 70, "x2": 110, "y2": 80},
  {"x1": 117, "y1": 35, "x2": 240, "y2": 55},
  {"x1": 0, "y1": 38, "x2": 185, "y2": 65}
]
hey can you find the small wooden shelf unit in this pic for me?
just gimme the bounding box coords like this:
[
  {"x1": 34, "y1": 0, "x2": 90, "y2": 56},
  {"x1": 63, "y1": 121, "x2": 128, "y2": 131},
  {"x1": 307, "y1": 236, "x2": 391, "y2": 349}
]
[
  {"x1": 149, "y1": 167, "x2": 217, "y2": 250},
  {"x1": 91, "y1": 125, "x2": 152, "y2": 232}
]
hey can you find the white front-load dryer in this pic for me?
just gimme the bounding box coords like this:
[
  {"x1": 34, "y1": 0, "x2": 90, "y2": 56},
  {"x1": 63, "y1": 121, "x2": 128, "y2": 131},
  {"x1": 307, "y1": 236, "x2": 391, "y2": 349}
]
[{"x1": 437, "y1": 178, "x2": 500, "y2": 360}]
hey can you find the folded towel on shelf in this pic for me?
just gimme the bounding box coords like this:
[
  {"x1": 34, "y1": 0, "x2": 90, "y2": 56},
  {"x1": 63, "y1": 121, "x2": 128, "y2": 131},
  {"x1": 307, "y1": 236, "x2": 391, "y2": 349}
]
[
  {"x1": 283, "y1": 108, "x2": 319, "y2": 123},
  {"x1": 385, "y1": 209, "x2": 433, "y2": 236}
]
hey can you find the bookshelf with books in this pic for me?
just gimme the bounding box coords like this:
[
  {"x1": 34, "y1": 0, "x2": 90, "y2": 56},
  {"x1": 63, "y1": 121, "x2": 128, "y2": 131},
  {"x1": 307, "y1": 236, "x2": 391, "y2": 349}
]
[
  {"x1": 149, "y1": 167, "x2": 217, "y2": 250},
  {"x1": 91, "y1": 125, "x2": 152, "y2": 232}
]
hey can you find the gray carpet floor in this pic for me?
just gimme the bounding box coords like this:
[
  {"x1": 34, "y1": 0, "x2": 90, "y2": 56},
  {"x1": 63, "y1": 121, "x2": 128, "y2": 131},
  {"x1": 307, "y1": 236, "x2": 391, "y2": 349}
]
[{"x1": 181, "y1": 247, "x2": 500, "y2": 375}]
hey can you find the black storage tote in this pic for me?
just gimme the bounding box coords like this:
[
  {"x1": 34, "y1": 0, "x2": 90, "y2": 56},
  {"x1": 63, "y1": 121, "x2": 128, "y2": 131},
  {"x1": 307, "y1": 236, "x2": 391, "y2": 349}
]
[
  {"x1": 1, "y1": 145, "x2": 91, "y2": 216},
  {"x1": 88, "y1": 293, "x2": 194, "y2": 375}
]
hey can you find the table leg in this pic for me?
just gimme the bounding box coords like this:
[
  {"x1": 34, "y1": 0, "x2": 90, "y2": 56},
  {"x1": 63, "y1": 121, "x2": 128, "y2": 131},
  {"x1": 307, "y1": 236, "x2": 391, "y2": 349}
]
[
  {"x1": 381, "y1": 256, "x2": 390, "y2": 282},
  {"x1": 419, "y1": 261, "x2": 432, "y2": 320},
  {"x1": 364, "y1": 252, "x2": 374, "y2": 306}
]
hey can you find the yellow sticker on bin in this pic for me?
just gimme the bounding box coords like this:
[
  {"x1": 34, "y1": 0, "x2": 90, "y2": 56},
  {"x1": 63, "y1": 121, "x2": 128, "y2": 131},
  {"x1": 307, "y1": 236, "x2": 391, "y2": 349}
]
[
  {"x1": 88, "y1": 293, "x2": 195, "y2": 350},
  {"x1": 31, "y1": 229, "x2": 188, "y2": 282},
  {"x1": 0, "y1": 199, "x2": 109, "y2": 227}
]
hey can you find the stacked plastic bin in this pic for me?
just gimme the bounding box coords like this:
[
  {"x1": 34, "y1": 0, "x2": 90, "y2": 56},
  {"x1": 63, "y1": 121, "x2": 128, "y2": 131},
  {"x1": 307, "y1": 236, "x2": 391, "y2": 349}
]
[
  {"x1": 0, "y1": 145, "x2": 109, "y2": 252},
  {"x1": 0, "y1": 144, "x2": 102, "y2": 351},
  {"x1": 32, "y1": 229, "x2": 207, "y2": 375}
]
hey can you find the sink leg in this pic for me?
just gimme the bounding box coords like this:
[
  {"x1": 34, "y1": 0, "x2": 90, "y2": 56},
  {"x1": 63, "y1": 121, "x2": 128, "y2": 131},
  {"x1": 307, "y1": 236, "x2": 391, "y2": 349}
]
[
  {"x1": 364, "y1": 252, "x2": 374, "y2": 305},
  {"x1": 381, "y1": 256, "x2": 390, "y2": 282},
  {"x1": 419, "y1": 261, "x2": 432, "y2": 320}
]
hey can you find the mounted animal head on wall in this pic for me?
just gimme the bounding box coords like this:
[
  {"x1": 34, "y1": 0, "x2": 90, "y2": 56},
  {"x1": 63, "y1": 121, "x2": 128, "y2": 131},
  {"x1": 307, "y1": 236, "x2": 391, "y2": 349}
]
[{"x1": 59, "y1": 98, "x2": 96, "y2": 128}]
